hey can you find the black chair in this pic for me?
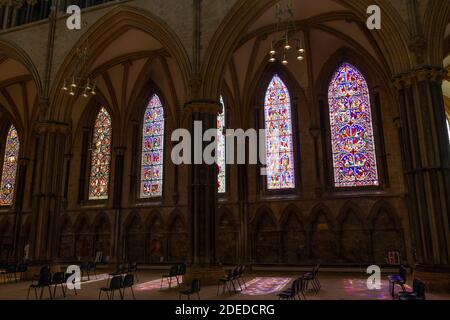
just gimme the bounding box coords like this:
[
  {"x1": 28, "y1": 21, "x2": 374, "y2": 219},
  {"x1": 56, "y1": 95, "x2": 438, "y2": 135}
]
[
  {"x1": 303, "y1": 264, "x2": 321, "y2": 293},
  {"x1": 17, "y1": 263, "x2": 28, "y2": 281},
  {"x1": 278, "y1": 279, "x2": 299, "y2": 300},
  {"x1": 99, "y1": 276, "x2": 123, "y2": 300},
  {"x1": 109, "y1": 263, "x2": 125, "y2": 277},
  {"x1": 179, "y1": 278, "x2": 201, "y2": 300},
  {"x1": 236, "y1": 265, "x2": 247, "y2": 289},
  {"x1": 122, "y1": 274, "x2": 136, "y2": 300},
  {"x1": 161, "y1": 265, "x2": 180, "y2": 289},
  {"x1": 388, "y1": 265, "x2": 407, "y2": 298},
  {"x1": 176, "y1": 263, "x2": 187, "y2": 283},
  {"x1": 398, "y1": 279, "x2": 426, "y2": 301},
  {"x1": 88, "y1": 262, "x2": 98, "y2": 279},
  {"x1": 217, "y1": 269, "x2": 235, "y2": 296},
  {"x1": 80, "y1": 262, "x2": 90, "y2": 280},
  {"x1": 51, "y1": 272, "x2": 67, "y2": 298},
  {"x1": 1, "y1": 265, "x2": 17, "y2": 283},
  {"x1": 128, "y1": 262, "x2": 139, "y2": 282},
  {"x1": 27, "y1": 270, "x2": 52, "y2": 300}
]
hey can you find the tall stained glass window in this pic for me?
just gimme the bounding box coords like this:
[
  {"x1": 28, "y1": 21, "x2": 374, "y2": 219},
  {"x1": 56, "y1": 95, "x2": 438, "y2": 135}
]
[
  {"x1": 0, "y1": 125, "x2": 19, "y2": 206},
  {"x1": 264, "y1": 75, "x2": 295, "y2": 190},
  {"x1": 140, "y1": 94, "x2": 164, "y2": 198},
  {"x1": 89, "y1": 107, "x2": 112, "y2": 200},
  {"x1": 328, "y1": 63, "x2": 379, "y2": 188},
  {"x1": 217, "y1": 96, "x2": 226, "y2": 194}
]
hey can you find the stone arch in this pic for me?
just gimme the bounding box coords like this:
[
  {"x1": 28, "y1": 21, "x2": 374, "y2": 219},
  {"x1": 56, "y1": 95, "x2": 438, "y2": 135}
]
[
  {"x1": 58, "y1": 215, "x2": 74, "y2": 261},
  {"x1": 50, "y1": 5, "x2": 191, "y2": 123},
  {"x1": 216, "y1": 207, "x2": 238, "y2": 265},
  {"x1": 123, "y1": 212, "x2": 145, "y2": 263},
  {"x1": 280, "y1": 204, "x2": 306, "y2": 264},
  {"x1": 251, "y1": 206, "x2": 279, "y2": 264},
  {"x1": 92, "y1": 213, "x2": 112, "y2": 262},
  {"x1": 308, "y1": 204, "x2": 337, "y2": 263},
  {"x1": 336, "y1": 202, "x2": 369, "y2": 263},
  {"x1": 73, "y1": 214, "x2": 93, "y2": 260},
  {"x1": 167, "y1": 210, "x2": 188, "y2": 263},
  {"x1": 369, "y1": 201, "x2": 405, "y2": 264},
  {"x1": 424, "y1": 0, "x2": 450, "y2": 64},
  {"x1": 0, "y1": 39, "x2": 43, "y2": 97},
  {"x1": 145, "y1": 210, "x2": 166, "y2": 263},
  {"x1": 201, "y1": 0, "x2": 411, "y2": 99}
]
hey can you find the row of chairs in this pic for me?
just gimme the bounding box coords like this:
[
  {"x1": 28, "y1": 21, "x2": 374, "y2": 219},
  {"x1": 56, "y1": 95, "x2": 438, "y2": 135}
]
[
  {"x1": 277, "y1": 265, "x2": 321, "y2": 300},
  {"x1": 0, "y1": 263, "x2": 28, "y2": 283},
  {"x1": 99, "y1": 274, "x2": 136, "y2": 300},
  {"x1": 217, "y1": 265, "x2": 247, "y2": 296},
  {"x1": 161, "y1": 263, "x2": 186, "y2": 289},
  {"x1": 27, "y1": 266, "x2": 77, "y2": 300},
  {"x1": 278, "y1": 277, "x2": 308, "y2": 300}
]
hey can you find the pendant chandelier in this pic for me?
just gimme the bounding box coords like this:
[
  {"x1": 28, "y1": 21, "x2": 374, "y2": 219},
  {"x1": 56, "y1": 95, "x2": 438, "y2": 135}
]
[
  {"x1": 269, "y1": 1, "x2": 305, "y2": 65},
  {"x1": 61, "y1": 28, "x2": 96, "y2": 98}
]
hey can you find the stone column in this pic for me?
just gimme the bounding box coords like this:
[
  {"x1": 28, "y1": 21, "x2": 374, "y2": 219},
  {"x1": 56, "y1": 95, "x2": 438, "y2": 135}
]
[
  {"x1": 394, "y1": 66, "x2": 450, "y2": 292},
  {"x1": 184, "y1": 100, "x2": 223, "y2": 284},
  {"x1": 112, "y1": 146, "x2": 126, "y2": 266},
  {"x1": 12, "y1": 157, "x2": 29, "y2": 260},
  {"x1": 29, "y1": 121, "x2": 69, "y2": 264}
]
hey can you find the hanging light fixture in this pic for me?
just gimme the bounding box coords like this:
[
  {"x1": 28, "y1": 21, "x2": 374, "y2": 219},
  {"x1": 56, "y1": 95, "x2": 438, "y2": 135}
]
[
  {"x1": 61, "y1": 22, "x2": 96, "y2": 99},
  {"x1": 268, "y1": 0, "x2": 306, "y2": 65}
]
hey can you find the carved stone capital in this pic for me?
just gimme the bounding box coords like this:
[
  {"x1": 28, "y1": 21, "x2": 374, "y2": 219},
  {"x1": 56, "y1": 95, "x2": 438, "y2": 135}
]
[
  {"x1": 184, "y1": 100, "x2": 222, "y2": 115},
  {"x1": 393, "y1": 66, "x2": 448, "y2": 89},
  {"x1": 34, "y1": 121, "x2": 71, "y2": 136}
]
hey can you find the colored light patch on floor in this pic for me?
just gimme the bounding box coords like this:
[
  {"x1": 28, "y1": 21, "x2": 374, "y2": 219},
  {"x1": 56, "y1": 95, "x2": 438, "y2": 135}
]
[
  {"x1": 135, "y1": 277, "x2": 184, "y2": 292},
  {"x1": 342, "y1": 278, "x2": 412, "y2": 300},
  {"x1": 240, "y1": 277, "x2": 292, "y2": 296},
  {"x1": 81, "y1": 273, "x2": 110, "y2": 285}
]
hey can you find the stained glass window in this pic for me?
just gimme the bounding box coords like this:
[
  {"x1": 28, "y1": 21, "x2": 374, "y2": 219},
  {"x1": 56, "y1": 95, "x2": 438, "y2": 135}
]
[
  {"x1": 217, "y1": 96, "x2": 226, "y2": 194},
  {"x1": 264, "y1": 75, "x2": 295, "y2": 190},
  {"x1": 0, "y1": 125, "x2": 19, "y2": 206},
  {"x1": 140, "y1": 94, "x2": 164, "y2": 198},
  {"x1": 89, "y1": 107, "x2": 112, "y2": 200},
  {"x1": 328, "y1": 63, "x2": 379, "y2": 188}
]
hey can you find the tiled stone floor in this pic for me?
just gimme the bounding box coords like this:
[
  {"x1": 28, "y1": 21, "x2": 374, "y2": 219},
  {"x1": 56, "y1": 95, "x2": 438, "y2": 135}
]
[{"x1": 0, "y1": 271, "x2": 449, "y2": 300}]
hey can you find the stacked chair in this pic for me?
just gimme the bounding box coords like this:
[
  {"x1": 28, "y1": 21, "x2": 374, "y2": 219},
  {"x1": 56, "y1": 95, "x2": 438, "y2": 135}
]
[
  {"x1": 160, "y1": 263, "x2": 187, "y2": 289},
  {"x1": 217, "y1": 265, "x2": 247, "y2": 296},
  {"x1": 278, "y1": 278, "x2": 307, "y2": 300},
  {"x1": 303, "y1": 264, "x2": 321, "y2": 293}
]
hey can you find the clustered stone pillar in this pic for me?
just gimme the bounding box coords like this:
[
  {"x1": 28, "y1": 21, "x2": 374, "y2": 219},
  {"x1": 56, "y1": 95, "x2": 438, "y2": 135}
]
[
  {"x1": 29, "y1": 122, "x2": 69, "y2": 266},
  {"x1": 394, "y1": 66, "x2": 450, "y2": 292},
  {"x1": 184, "y1": 100, "x2": 223, "y2": 284}
]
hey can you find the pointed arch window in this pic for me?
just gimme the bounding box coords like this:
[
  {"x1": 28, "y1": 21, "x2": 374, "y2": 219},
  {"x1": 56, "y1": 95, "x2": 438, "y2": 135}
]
[
  {"x1": 89, "y1": 107, "x2": 112, "y2": 200},
  {"x1": 217, "y1": 96, "x2": 226, "y2": 194},
  {"x1": 140, "y1": 94, "x2": 165, "y2": 198},
  {"x1": 264, "y1": 75, "x2": 296, "y2": 190},
  {"x1": 328, "y1": 63, "x2": 379, "y2": 188},
  {"x1": 0, "y1": 125, "x2": 19, "y2": 206}
]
